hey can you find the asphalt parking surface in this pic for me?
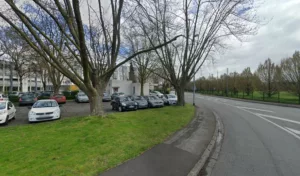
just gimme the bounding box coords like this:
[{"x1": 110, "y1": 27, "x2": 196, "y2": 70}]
[{"x1": 1, "y1": 101, "x2": 113, "y2": 127}]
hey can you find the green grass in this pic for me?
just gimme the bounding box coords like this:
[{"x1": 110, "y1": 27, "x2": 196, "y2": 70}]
[
  {"x1": 200, "y1": 91, "x2": 300, "y2": 104},
  {"x1": 0, "y1": 105, "x2": 194, "y2": 176}
]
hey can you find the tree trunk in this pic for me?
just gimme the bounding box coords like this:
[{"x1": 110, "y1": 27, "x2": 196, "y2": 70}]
[
  {"x1": 140, "y1": 81, "x2": 144, "y2": 96},
  {"x1": 19, "y1": 75, "x2": 23, "y2": 92},
  {"x1": 53, "y1": 84, "x2": 60, "y2": 94},
  {"x1": 88, "y1": 82, "x2": 107, "y2": 116},
  {"x1": 89, "y1": 92, "x2": 104, "y2": 116},
  {"x1": 43, "y1": 81, "x2": 46, "y2": 91},
  {"x1": 176, "y1": 87, "x2": 185, "y2": 106},
  {"x1": 9, "y1": 63, "x2": 13, "y2": 92}
]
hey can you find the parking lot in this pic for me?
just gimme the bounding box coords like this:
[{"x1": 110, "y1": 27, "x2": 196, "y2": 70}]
[{"x1": 1, "y1": 101, "x2": 113, "y2": 127}]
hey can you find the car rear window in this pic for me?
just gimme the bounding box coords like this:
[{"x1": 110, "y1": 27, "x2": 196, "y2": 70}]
[
  {"x1": 54, "y1": 94, "x2": 64, "y2": 97},
  {"x1": 21, "y1": 94, "x2": 35, "y2": 98}
]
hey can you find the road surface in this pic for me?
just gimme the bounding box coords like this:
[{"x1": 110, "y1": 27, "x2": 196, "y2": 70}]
[{"x1": 185, "y1": 93, "x2": 300, "y2": 176}]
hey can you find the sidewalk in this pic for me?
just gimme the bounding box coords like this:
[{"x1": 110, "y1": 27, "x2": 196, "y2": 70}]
[{"x1": 100, "y1": 106, "x2": 216, "y2": 176}]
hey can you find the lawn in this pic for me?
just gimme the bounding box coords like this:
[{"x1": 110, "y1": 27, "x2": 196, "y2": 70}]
[{"x1": 0, "y1": 105, "x2": 194, "y2": 176}]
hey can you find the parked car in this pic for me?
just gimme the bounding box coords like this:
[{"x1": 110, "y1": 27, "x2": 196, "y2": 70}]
[
  {"x1": 37, "y1": 91, "x2": 53, "y2": 100},
  {"x1": 111, "y1": 92, "x2": 125, "y2": 100},
  {"x1": 149, "y1": 91, "x2": 164, "y2": 98},
  {"x1": 0, "y1": 94, "x2": 8, "y2": 101},
  {"x1": 170, "y1": 90, "x2": 176, "y2": 95},
  {"x1": 8, "y1": 91, "x2": 20, "y2": 97},
  {"x1": 75, "y1": 92, "x2": 89, "y2": 103},
  {"x1": 164, "y1": 94, "x2": 178, "y2": 105},
  {"x1": 102, "y1": 93, "x2": 111, "y2": 102},
  {"x1": 161, "y1": 95, "x2": 169, "y2": 105},
  {"x1": 144, "y1": 95, "x2": 164, "y2": 108},
  {"x1": 50, "y1": 94, "x2": 67, "y2": 104},
  {"x1": 0, "y1": 101, "x2": 16, "y2": 125},
  {"x1": 129, "y1": 96, "x2": 148, "y2": 109},
  {"x1": 111, "y1": 96, "x2": 138, "y2": 112},
  {"x1": 19, "y1": 93, "x2": 38, "y2": 106},
  {"x1": 28, "y1": 100, "x2": 61, "y2": 123}
]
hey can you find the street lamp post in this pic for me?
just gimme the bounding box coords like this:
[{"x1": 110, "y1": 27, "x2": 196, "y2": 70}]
[{"x1": 193, "y1": 71, "x2": 195, "y2": 106}]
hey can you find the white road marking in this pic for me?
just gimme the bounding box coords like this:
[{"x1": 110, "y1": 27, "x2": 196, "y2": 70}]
[
  {"x1": 285, "y1": 127, "x2": 300, "y2": 135},
  {"x1": 237, "y1": 106, "x2": 274, "y2": 113},
  {"x1": 237, "y1": 108, "x2": 300, "y2": 140},
  {"x1": 255, "y1": 113, "x2": 300, "y2": 125}
]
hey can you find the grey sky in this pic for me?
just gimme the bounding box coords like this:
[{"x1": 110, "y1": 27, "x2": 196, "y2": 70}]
[{"x1": 200, "y1": 0, "x2": 300, "y2": 78}]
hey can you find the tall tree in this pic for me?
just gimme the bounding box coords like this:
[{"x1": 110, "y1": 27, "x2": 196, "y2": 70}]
[
  {"x1": 0, "y1": 0, "x2": 180, "y2": 115},
  {"x1": 256, "y1": 58, "x2": 278, "y2": 98},
  {"x1": 240, "y1": 67, "x2": 253, "y2": 96},
  {"x1": 132, "y1": 0, "x2": 258, "y2": 105},
  {"x1": 0, "y1": 27, "x2": 30, "y2": 92},
  {"x1": 281, "y1": 51, "x2": 300, "y2": 102}
]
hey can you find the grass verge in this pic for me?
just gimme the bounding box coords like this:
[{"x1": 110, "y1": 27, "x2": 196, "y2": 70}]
[{"x1": 0, "y1": 105, "x2": 194, "y2": 176}]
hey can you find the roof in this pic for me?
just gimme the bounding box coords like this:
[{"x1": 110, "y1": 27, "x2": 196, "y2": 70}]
[{"x1": 36, "y1": 99, "x2": 56, "y2": 102}]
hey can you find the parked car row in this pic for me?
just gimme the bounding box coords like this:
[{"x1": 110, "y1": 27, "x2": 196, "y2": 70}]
[
  {"x1": 19, "y1": 92, "x2": 66, "y2": 106},
  {"x1": 0, "y1": 99, "x2": 62, "y2": 125},
  {"x1": 111, "y1": 94, "x2": 177, "y2": 112}
]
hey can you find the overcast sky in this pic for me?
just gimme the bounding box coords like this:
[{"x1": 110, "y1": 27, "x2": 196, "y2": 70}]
[{"x1": 200, "y1": 0, "x2": 300, "y2": 78}]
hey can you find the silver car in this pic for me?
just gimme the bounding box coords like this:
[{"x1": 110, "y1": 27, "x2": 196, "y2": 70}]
[
  {"x1": 75, "y1": 92, "x2": 89, "y2": 103},
  {"x1": 144, "y1": 95, "x2": 164, "y2": 108}
]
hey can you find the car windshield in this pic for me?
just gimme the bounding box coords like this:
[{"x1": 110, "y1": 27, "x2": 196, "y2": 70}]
[
  {"x1": 21, "y1": 94, "x2": 35, "y2": 98},
  {"x1": 149, "y1": 96, "x2": 158, "y2": 100},
  {"x1": 134, "y1": 96, "x2": 144, "y2": 100},
  {"x1": 78, "y1": 93, "x2": 87, "y2": 97},
  {"x1": 0, "y1": 102, "x2": 6, "y2": 110},
  {"x1": 120, "y1": 97, "x2": 131, "y2": 101},
  {"x1": 1, "y1": 95, "x2": 8, "y2": 98},
  {"x1": 167, "y1": 95, "x2": 176, "y2": 98},
  {"x1": 33, "y1": 101, "x2": 58, "y2": 108}
]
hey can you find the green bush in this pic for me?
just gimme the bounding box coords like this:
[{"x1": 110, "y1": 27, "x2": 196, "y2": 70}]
[
  {"x1": 9, "y1": 96, "x2": 19, "y2": 102},
  {"x1": 62, "y1": 90, "x2": 79, "y2": 100}
]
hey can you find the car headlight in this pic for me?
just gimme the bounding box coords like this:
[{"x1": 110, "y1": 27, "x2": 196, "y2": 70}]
[
  {"x1": 54, "y1": 109, "x2": 60, "y2": 114},
  {"x1": 121, "y1": 103, "x2": 126, "y2": 106},
  {"x1": 0, "y1": 110, "x2": 7, "y2": 115},
  {"x1": 29, "y1": 111, "x2": 36, "y2": 115},
  {"x1": 135, "y1": 102, "x2": 138, "y2": 105}
]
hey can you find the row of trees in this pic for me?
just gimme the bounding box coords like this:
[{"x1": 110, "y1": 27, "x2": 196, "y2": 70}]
[
  {"x1": 189, "y1": 51, "x2": 300, "y2": 100},
  {"x1": 0, "y1": 0, "x2": 258, "y2": 115}
]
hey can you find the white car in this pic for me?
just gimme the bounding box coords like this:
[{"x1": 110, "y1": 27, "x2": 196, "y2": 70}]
[
  {"x1": 0, "y1": 94, "x2": 9, "y2": 101},
  {"x1": 165, "y1": 94, "x2": 178, "y2": 105},
  {"x1": 28, "y1": 100, "x2": 61, "y2": 122},
  {"x1": 0, "y1": 101, "x2": 16, "y2": 125},
  {"x1": 150, "y1": 91, "x2": 164, "y2": 98}
]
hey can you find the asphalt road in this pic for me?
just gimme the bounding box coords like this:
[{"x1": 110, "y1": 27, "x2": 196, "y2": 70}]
[
  {"x1": 185, "y1": 93, "x2": 300, "y2": 176},
  {"x1": 1, "y1": 101, "x2": 113, "y2": 127}
]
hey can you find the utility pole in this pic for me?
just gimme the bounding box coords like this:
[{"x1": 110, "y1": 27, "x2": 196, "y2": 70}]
[
  {"x1": 226, "y1": 68, "x2": 229, "y2": 96},
  {"x1": 9, "y1": 61, "x2": 13, "y2": 92},
  {"x1": 2, "y1": 60, "x2": 5, "y2": 93},
  {"x1": 193, "y1": 68, "x2": 195, "y2": 106}
]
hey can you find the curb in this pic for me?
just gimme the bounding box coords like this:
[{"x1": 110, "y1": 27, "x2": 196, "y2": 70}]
[
  {"x1": 187, "y1": 109, "x2": 224, "y2": 176},
  {"x1": 199, "y1": 112, "x2": 224, "y2": 176},
  {"x1": 199, "y1": 94, "x2": 300, "y2": 109}
]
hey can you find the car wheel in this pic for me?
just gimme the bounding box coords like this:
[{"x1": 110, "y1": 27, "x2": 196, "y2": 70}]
[
  {"x1": 12, "y1": 114, "x2": 16, "y2": 120},
  {"x1": 135, "y1": 106, "x2": 138, "y2": 110},
  {"x1": 4, "y1": 116, "x2": 9, "y2": 125},
  {"x1": 118, "y1": 106, "x2": 123, "y2": 112},
  {"x1": 112, "y1": 105, "x2": 114, "y2": 110}
]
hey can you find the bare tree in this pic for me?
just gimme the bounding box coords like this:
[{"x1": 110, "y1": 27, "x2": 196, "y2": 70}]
[
  {"x1": 131, "y1": 0, "x2": 258, "y2": 105},
  {"x1": 240, "y1": 67, "x2": 253, "y2": 95},
  {"x1": 126, "y1": 36, "x2": 157, "y2": 95},
  {"x1": 256, "y1": 58, "x2": 278, "y2": 98},
  {"x1": 281, "y1": 51, "x2": 300, "y2": 103},
  {"x1": 0, "y1": 0, "x2": 180, "y2": 115},
  {"x1": 0, "y1": 27, "x2": 31, "y2": 92}
]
